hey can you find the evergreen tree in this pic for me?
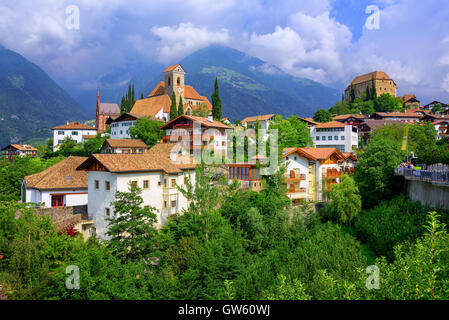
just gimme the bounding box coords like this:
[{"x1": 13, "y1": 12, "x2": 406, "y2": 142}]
[
  {"x1": 350, "y1": 84, "x2": 355, "y2": 102},
  {"x1": 170, "y1": 92, "x2": 178, "y2": 120},
  {"x1": 140, "y1": 92, "x2": 144, "y2": 100},
  {"x1": 178, "y1": 96, "x2": 184, "y2": 116},
  {"x1": 371, "y1": 77, "x2": 377, "y2": 101},
  {"x1": 211, "y1": 78, "x2": 222, "y2": 120},
  {"x1": 120, "y1": 83, "x2": 136, "y2": 114}
]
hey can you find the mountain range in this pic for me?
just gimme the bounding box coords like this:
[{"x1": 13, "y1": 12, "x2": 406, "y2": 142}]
[{"x1": 0, "y1": 48, "x2": 87, "y2": 147}]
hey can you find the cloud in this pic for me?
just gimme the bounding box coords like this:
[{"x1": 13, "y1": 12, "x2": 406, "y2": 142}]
[{"x1": 150, "y1": 23, "x2": 230, "y2": 63}]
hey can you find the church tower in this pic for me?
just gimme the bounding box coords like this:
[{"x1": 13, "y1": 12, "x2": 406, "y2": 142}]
[
  {"x1": 163, "y1": 64, "x2": 185, "y2": 105},
  {"x1": 95, "y1": 88, "x2": 100, "y2": 130}
]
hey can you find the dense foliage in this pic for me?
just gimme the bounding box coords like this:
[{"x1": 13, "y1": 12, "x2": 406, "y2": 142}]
[
  {"x1": 129, "y1": 117, "x2": 165, "y2": 148},
  {"x1": 313, "y1": 109, "x2": 333, "y2": 123}
]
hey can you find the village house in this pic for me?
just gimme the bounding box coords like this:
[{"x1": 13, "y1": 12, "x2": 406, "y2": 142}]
[
  {"x1": 52, "y1": 121, "x2": 97, "y2": 152},
  {"x1": 22, "y1": 156, "x2": 89, "y2": 208},
  {"x1": 107, "y1": 113, "x2": 146, "y2": 139},
  {"x1": 370, "y1": 112, "x2": 422, "y2": 123},
  {"x1": 241, "y1": 114, "x2": 276, "y2": 130},
  {"x1": 282, "y1": 147, "x2": 346, "y2": 204},
  {"x1": 299, "y1": 117, "x2": 320, "y2": 127},
  {"x1": 309, "y1": 121, "x2": 359, "y2": 153},
  {"x1": 159, "y1": 114, "x2": 230, "y2": 156},
  {"x1": 95, "y1": 89, "x2": 121, "y2": 133},
  {"x1": 423, "y1": 101, "x2": 448, "y2": 111},
  {"x1": 100, "y1": 139, "x2": 149, "y2": 154},
  {"x1": 400, "y1": 94, "x2": 420, "y2": 109},
  {"x1": 421, "y1": 114, "x2": 449, "y2": 123},
  {"x1": 1, "y1": 144, "x2": 37, "y2": 162},
  {"x1": 332, "y1": 114, "x2": 367, "y2": 127},
  {"x1": 344, "y1": 71, "x2": 397, "y2": 102},
  {"x1": 359, "y1": 119, "x2": 403, "y2": 144},
  {"x1": 76, "y1": 143, "x2": 196, "y2": 239},
  {"x1": 227, "y1": 155, "x2": 266, "y2": 192},
  {"x1": 128, "y1": 64, "x2": 212, "y2": 121},
  {"x1": 433, "y1": 120, "x2": 449, "y2": 140}
]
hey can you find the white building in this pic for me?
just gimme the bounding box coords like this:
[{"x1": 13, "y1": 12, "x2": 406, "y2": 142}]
[
  {"x1": 282, "y1": 147, "x2": 347, "y2": 203},
  {"x1": 22, "y1": 156, "x2": 88, "y2": 208},
  {"x1": 310, "y1": 121, "x2": 359, "y2": 153},
  {"x1": 433, "y1": 120, "x2": 449, "y2": 140},
  {"x1": 100, "y1": 139, "x2": 149, "y2": 154},
  {"x1": 241, "y1": 114, "x2": 276, "y2": 130},
  {"x1": 77, "y1": 143, "x2": 196, "y2": 239},
  {"x1": 52, "y1": 122, "x2": 97, "y2": 152}
]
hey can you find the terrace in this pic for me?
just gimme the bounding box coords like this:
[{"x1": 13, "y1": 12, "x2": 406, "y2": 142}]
[{"x1": 395, "y1": 163, "x2": 449, "y2": 186}]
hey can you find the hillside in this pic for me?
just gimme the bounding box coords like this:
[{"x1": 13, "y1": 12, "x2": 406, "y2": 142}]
[
  {"x1": 0, "y1": 49, "x2": 87, "y2": 147},
  {"x1": 136, "y1": 46, "x2": 341, "y2": 120}
]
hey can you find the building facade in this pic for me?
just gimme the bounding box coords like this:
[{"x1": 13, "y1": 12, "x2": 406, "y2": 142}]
[
  {"x1": 52, "y1": 122, "x2": 97, "y2": 152},
  {"x1": 310, "y1": 121, "x2": 358, "y2": 153},
  {"x1": 22, "y1": 156, "x2": 88, "y2": 208},
  {"x1": 100, "y1": 139, "x2": 149, "y2": 154},
  {"x1": 241, "y1": 114, "x2": 276, "y2": 130},
  {"x1": 344, "y1": 71, "x2": 397, "y2": 102},
  {"x1": 95, "y1": 89, "x2": 121, "y2": 132},
  {"x1": 76, "y1": 144, "x2": 196, "y2": 239}
]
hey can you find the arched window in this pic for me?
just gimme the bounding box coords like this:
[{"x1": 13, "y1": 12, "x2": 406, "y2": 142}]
[
  {"x1": 177, "y1": 77, "x2": 181, "y2": 85},
  {"x1": 168, "y1": 77, "x2": 171, "y2": 86}
]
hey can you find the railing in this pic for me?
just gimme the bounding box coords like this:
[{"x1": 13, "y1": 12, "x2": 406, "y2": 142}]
[
  {"x1": 395, "y1": 164, "x2": 449, "y2": 185},
  {"x1": 323, "y1": 168, "x2": 342, "y2": 179},
  {"x1": 285, "y1": 173, "x2": 306, "y2": 182},
  {"x1": 288, "y1": 187, "x2": 307, "y2": 194}
]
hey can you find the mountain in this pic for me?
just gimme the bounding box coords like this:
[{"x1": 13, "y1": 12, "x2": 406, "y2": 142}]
[
  {"x1": 134, "y1": 46, "x2": 340, "y2": 120},
  {"x1": 0, "y1": 49, "x2": 88, "y2": 147}
]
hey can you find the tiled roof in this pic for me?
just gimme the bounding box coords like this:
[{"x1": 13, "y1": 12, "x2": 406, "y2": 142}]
[
  {"x1": 333, "y1": 114, "x2": 365, "y2": 120},
  {"x1": 82, "y1": 135, "x2": 97, "y2": 140},
  {"x1": 361, "y1": 119, "x2": 403, "y2": 130},
  {"x1": 342, "y1": 152, "x2": 358, "y2": 161},
  {"x1": 2, "y1": 144, "x2": 37, "y2": 151},
  {"x1": 283, "y1": 147, "x2": 345, "y2": 161},
  {"x1": 104, "y1": 139, "x2": 147, "y2": 148},
  {"x1": 198, "y1": 96, "x2": 212, "y2": 110},
  {"x1": 400, "y1": 94, "x2": 417, "y2": 102},
  {"x1": 241, "y1": 114, "x2": 276, "y2": 124},
  {"x1": 25, "y1": 156, "x2": 88, "y2": 190},
  {"x1": 149, "y1": 82, "x2": 165, "y2": 97},
  {"x1": 52, "y1": 122, "x2": 97, "y2": 131},
  {"x1": 77, "y1": 143, "x2": 195, "y2": 174},
  {"x1": 163, "y1": 64, "x2": 184, "y2": 73},
  {"x1": 300, "y1": 117, "x2": 319, "y2": 125},
  {"x1": 130, "y1": 95, "x2": 172, "y2": 115},
  {"x1": 184, "y1": 85, "x2": 202, "y2": 100},
  {"x1": 349, "y1": 71, "x2": 394, "y2": 86},
  {"x1": 314, "y1": 121, "x2": 346, "y2": 128},
  {"x1": 159, "y1": 115, "x2": 231, "y2": 130},
  {"x1": 99, "y1": 102, "x2": 120, "y2": 115},
  {"x1": 374, "y1": 112, "x2": 422, "y2": 118}
]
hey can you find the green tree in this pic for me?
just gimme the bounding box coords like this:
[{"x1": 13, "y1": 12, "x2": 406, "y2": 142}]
[
  {"x1": 192, "y1": 103, "x2": 210, "y2": 117},
  {"x1": 313, "y1": 109, "x2": 333, "y2": 123},
  {"x1": 269, "y1": 115, "x2": 313, "y2": 150},
  {"x1": 129, "y1": 117, "x2": 165, "y2": 148},
  {"x1": 211, "y1": 78, "x2": 222, "y2": 120},
  {"x1": 177, "y1": 96, "x2": 184, "y2": 116},
  {"x1": 431, "y1": 103, "x2": 443, "y2": 114},
  {"x1": 374, "y1": 93, "x2": 403, "y2": 112},
  {"x1": 329, "y1": 100, "x2": 351, "y2": 115},
  {"x1": 324, "y1": 174, "x2": 361, "y2": 226},
  {"x1": 120, "y1": 83, "x2": 136, "y2": 114},
  {"x1": 170, "y1": 92, "x2": 178, "y2": 120},
  {"x1": 107, "y1": 183, "x2": 158, "y2": 262},
  {"x1": 354, "y1": 138, "x2": 405, "y2": 208}
]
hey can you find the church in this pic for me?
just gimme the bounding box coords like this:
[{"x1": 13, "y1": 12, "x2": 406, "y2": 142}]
[
  {"x1": 130, "y1": 64, "x2": 212, "y2": 121},
  {"x1": 95, "y1": 89, "x2": 121, "y2": 132}
]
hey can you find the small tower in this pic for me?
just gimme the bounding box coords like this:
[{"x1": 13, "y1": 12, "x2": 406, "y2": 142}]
[
  {"x1": 164, "y1": 64, "x2": 185, "y2": 105},
  {"x1": 95, "y1": 88, "x2": 100, "y2": 130}
]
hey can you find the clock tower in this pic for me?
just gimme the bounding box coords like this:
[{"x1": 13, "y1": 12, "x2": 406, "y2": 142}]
[{"x1": 163, "y1": 64, "x2": 185, "y2": 105}]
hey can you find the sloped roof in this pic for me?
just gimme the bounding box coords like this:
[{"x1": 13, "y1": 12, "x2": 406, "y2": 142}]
[
  {"x1": 374, "y1": 112, "x2": 422, "y2": 118},
  {"x1": 25, "y1": 156, "x2": 88, "y2": 190},
  {"x1": 400, "y1": 94, "x2": 417, "y2": 102},
  {"x1": 77, "y1": 143, "x2": 195, "y2": 174},
  {"x1": 241, "y1": 114, "x2": 276, "y2": 124},
  {"x1": 103, "y1": 139, "x2": 148, "y2": 148},
  {"x1": 52, "y1": 122, "x2": 97, "y2": 131},
  {"x1": 159, "y1": 115, "x2": 231, "y2": 130},
  {"x1": 333, "y1": 114, "x2": 366, "y2": 121},
  {"x1": 149, "y1": 82, "x2": 165, "y2": 97},
  {"x1": 2, "y1": 144, "x2": 37, "y2": 151},
  {"x1": 342, "y1": 152, "x2": 358, "y2": 161},
  {"x1": 99, "y1": 102, "x2": 120, "y2": 115},
  {"x1": 360, "y1": 119, "x2": 403, "y2": 130},
  {"x1": 130, "y1": 95, "x2": 172, "y2": 115},
  {"x1": 349, "y1": 71, "x2": 394, "y2": 86},
  {"x1": 314, "y1": 121, "x2": 346, "y2": 128},
  {"x1": 283, "y1": 147, "x2": 345, "y2": 161},
  {"x1": 300, "y1": 117, "x2": 319, "y2": 125},
  {"x1": 163, "y1": 64, "x2": 185, "y2": 73}
]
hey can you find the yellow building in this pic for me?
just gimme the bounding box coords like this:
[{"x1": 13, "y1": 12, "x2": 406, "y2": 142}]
[{"x1": 344, "y1": 71, "x2": 397, "y2": 102}]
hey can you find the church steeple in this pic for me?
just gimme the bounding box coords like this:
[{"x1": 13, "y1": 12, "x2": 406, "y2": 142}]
[
  {"x1": 95, "y1": 88, "x2": 100, "y2": 129},
  {"x1": 163, "y1": 64, "x2": 185, "y2": 105}
]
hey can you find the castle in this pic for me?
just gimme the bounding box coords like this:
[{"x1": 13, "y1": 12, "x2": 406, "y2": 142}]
[{"x1": 344, "y1": 71, "x2": 397, "y2": 102}]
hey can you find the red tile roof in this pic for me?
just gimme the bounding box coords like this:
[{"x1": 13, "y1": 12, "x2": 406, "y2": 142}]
[
  {"x1": 163, "y1": 64, "x2": 184, "y2": 73},
  {"x1": 314, "y1": 121, "x2": 346, "y2": 128},
  {"x1": 131, "y1": 95, "x2": 172, "y2": 115},
  {"x1": 159, "y1": 115, "x2": 231, "y2": 130},
  {"x1": 349, "y1": 71, "x2": 394, "y2": 86},
  {"x1": 52, "y1": 122, "x2": 97, "y2": 131},
  {"x1": 2, "y1": 144, "x2": 37, "y2": 152},
  {"x1": 241, "y1": 114, "x2": 276, "y2": 124}
]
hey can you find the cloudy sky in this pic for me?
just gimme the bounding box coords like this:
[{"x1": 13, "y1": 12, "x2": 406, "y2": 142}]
[{"x1": 1, "y1": 0, "x2": 448, "y2": 104}]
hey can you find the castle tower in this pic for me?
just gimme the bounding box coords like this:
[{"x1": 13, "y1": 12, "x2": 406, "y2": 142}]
[{"x1": 163, "y1": 64, "x2": 185, "y2": 105}]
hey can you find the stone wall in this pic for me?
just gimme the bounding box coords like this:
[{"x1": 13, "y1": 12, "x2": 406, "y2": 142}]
[{"x1": 406, "y1": 180, "x2": 449, "y2": 210}]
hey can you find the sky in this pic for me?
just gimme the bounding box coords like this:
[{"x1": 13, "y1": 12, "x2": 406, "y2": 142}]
[{"x1": 1, "y1": 0, "x2": 449, "y2": 105}]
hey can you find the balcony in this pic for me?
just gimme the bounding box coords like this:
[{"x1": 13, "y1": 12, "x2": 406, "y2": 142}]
[
  {"x1": 322, "y1": 168, "x2": 342, "y2": 179},
  {"x1": 284, "y1": 172, "x2": 306, "y2": 182}
]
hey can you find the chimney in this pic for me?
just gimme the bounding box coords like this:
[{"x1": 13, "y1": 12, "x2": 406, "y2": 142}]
[
  {"x1": 66, "y1": 121, "x2": 69, "y2": 125},
  {"x1": 208, "y1": 114, "x2": 213, "y2": 122}
]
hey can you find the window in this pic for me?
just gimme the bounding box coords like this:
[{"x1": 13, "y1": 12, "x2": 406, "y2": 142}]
[
  {"x1": 58, "y1": 140, "x2": 63, "y2": 144},
  {"x1": 105, "y1": 208, "x2": 111, "y2": 217},
  {"x1": 322, "y1": 136, "x2": 326, "y2": 141},
  {"x1": 328, "y1": 136, "x2": 333, "y2": 141},
  {"x1": 168, "y1": 77, "x2": 171, "y2": 86},
  {"x1": 164, "y1": 179, "x2": 167, "y2": 188},
  {"x1": 51, "y1": 195, "x2": 64, "y2": 208},
  {"x1": 58, "y1": 131, "x2": 64, "y2": 135},
  {"x1": 72, "y1": 131, "x2": 78, "y2": 136},
  {"x1": 294, "y1": 156, "x2": 297, "y2": 160},
  {"x1": 143, "y1": 180, "x2": 149, "y2": 189},
  {"x1": 335, "y1": 136, "x2": 338, "y2": 140},
  {"x1": 164, "y1": 201, "x2": 167, "y2": 208},
  {"x1": 286, "y1": 156, "x2": 289, "y2": 160},
  {"x1": 177, "y1": 77, "x2": 181, "y2": 85},
  {"x1": 341, "y1": 136, "x2": 345, "y2": 140},
  {"x1": 131, "y1": 181, "x2": 137, "y2": 187},
  {"x1": 171, "y1": 179, "x2": 176, "y2": 188},
  {"x1": 171, "y1": 200, "x2": 177, "y2": 208},
  {"x1": 94, "y1": 180, "x2": 99, "y2": 190},
  {"x1": 105, "y1": 181, "x2": 110, "y2": 191},
  {"x1": 316, "y1": 136, "x2": 320, "y2": 141}
]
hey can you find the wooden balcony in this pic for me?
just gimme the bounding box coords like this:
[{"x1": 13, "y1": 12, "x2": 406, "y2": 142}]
[
  {"x1": 285, "y1": 170, "x2": 306, "y2": 182},
  {"x1": 287, "y1": 187, "x2": 307, "y2": 194},
  {"x1": 322, "y1": 168, "x2": 342, "y2": 179}
]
